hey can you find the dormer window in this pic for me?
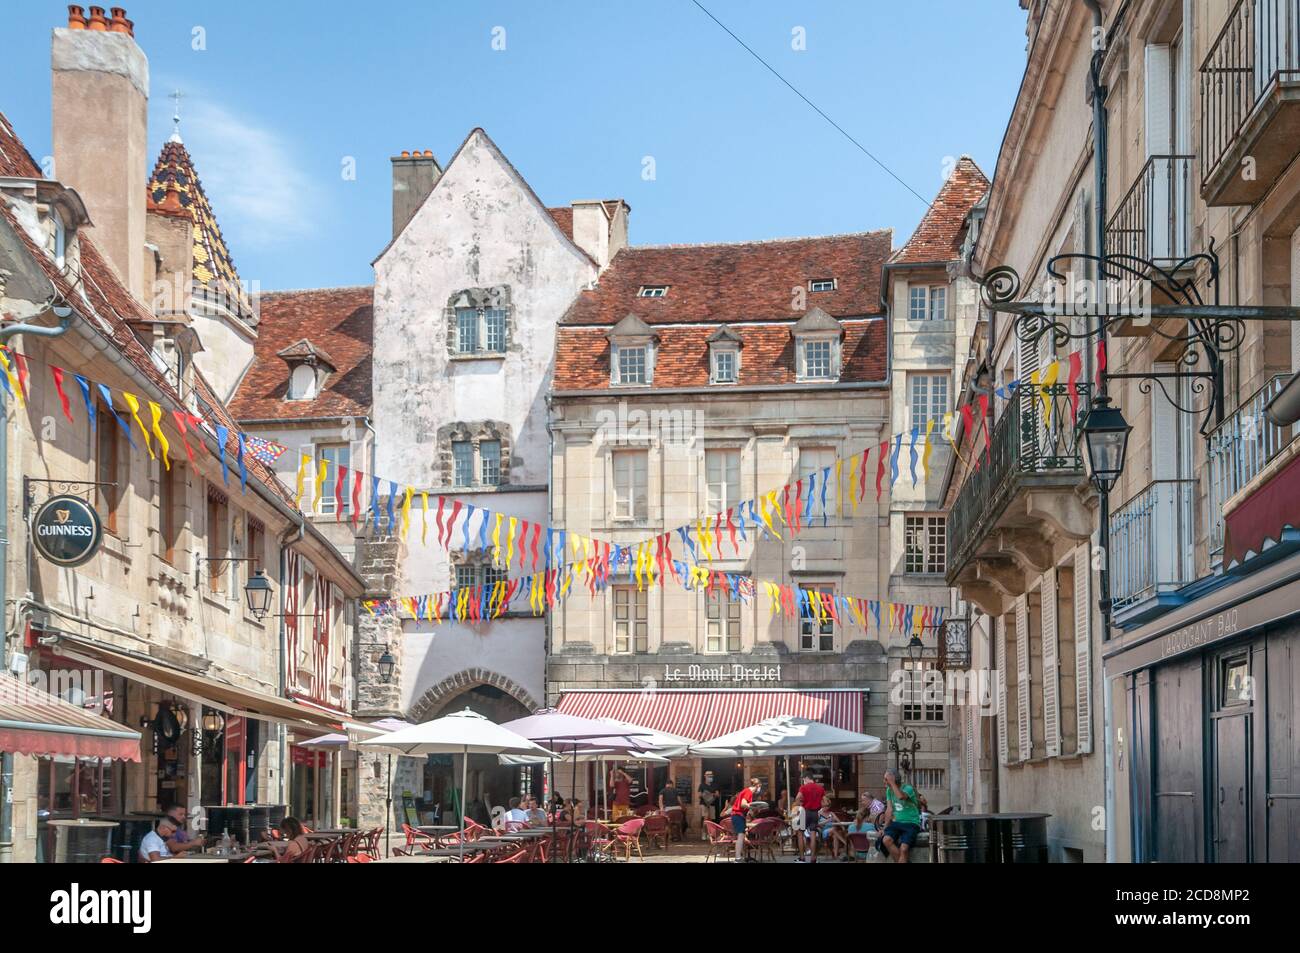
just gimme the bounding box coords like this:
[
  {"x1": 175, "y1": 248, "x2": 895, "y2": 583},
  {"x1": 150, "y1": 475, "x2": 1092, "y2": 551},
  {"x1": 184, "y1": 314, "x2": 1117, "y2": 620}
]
[
  {"x1": 809, "y1": 278, "x2": 836, "y2": 293},
  {"x1": 52, "y1": 211, "x2": 67, "y2": 269},
  {"x1": 637, "y1": 285, "x2": 669, "y2": 298},
  {"x1": 288, "y1": 364, "x2": 319, "y2": 400},
  {"x1": 708, "y1": 324, "x2": 743, "y2": 385},
  {"x1": 278, "y1": 339, "x2": 336, "y2": 402},
  {"x1": 607, "y1": 313, "x2": 658, "y2": 387},
  {"x1": 791, "y1": 307, "x2": 843, "y2": 383}
]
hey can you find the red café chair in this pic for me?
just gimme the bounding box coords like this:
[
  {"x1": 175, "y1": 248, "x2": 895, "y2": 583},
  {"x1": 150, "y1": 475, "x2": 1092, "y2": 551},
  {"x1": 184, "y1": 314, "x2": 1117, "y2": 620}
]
[
  {"x1": 99, "y1": 857, "x2": 125, "y2": 863},
  {"x1": 846, "y1": 831, "x2": 874, "y2": 861},
  {"x1": 611, "y1": 818, "x2": 646, "y2": 862},
  {"x1": 495, "y1": 848, "x2": 530, "y2": 864},
  {"x1": 346, "y1": 853, "x2": 375, "y2": 863},
  {"x1": 744, "y1": 818, "x2": 782, "y2": 863},
  {"x1": 401, "y1": 823, "x2": 435, "y2": 852},
  {"x1": 703, "y1": 821, "x2": 736, "y2": 863},
  {"x1": 642, "y1": 813, "x2": 670, "y2": 850}
]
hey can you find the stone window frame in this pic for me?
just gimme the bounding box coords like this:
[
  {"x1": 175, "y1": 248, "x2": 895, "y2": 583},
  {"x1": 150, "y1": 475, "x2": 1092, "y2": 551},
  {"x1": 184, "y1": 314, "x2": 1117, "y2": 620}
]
[
  {"x1": 796, "y1": 335, "x2": 839, "y2": 382},
  {"x1": 437, "y1": 421, "x2": 513, "y2": 489},
  {"x1": 446, "y1": 286, "x2": 513, "y2": 358}
]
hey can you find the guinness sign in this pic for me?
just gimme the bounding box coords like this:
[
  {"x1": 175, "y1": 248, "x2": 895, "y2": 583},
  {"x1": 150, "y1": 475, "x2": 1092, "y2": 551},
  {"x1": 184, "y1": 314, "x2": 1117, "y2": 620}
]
[{"x1": 32, "y1": 494, "x2": 102, "y2": 567}]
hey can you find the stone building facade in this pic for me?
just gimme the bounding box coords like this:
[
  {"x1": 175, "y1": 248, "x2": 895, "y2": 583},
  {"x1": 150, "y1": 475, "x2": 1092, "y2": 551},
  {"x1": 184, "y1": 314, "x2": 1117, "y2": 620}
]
[{"x1": 548, "y1": 232, "x2": 895, "y2": 823}]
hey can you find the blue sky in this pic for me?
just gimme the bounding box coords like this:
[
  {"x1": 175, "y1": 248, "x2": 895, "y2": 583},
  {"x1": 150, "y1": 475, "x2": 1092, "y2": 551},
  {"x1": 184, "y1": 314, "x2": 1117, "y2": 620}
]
[{"x1": 2, "y1": 1, "x2": 1029, "y2": 291}]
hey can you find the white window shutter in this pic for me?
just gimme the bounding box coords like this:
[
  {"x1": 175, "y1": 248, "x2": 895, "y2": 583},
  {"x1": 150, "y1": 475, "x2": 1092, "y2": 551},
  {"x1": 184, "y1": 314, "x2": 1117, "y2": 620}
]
[
  {"x1": 996, "y1": 615, "x2": 1009, "y2": 765},
  {"x1": 1015, "y1": 594, "x2": 1031, "y2": 761},
  {"x1": 1151, "y1": 362, "x2": 1179, "y2": 480},
  {"x1": 1074, "y1": 543, "x2": 1094, "y2": 754},
  {"x1": 1042, "y1": 568, "x2": 1060, "y2": 758},
  {"x1": 1145, "y1": 44, "x2": 1172, "y2": 157}
]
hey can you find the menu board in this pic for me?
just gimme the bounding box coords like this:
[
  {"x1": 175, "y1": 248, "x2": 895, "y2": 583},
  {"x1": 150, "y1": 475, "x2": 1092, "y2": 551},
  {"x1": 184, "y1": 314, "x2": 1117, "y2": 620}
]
[{"x1": 674, "y1": 776, "x2": 693, "y2": 804}]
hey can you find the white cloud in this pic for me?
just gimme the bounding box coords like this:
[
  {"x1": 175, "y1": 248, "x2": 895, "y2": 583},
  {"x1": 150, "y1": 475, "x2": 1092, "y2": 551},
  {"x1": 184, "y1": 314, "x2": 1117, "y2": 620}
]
[{"x1": 171, "y1": 99, "x2": 325, "y2": 253}]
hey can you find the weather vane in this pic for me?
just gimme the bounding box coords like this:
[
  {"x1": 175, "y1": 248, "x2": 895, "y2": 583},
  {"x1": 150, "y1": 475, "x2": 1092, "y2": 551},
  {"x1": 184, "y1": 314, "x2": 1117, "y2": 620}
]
[{"x1": 169, "y1": 89, "x2": 184, "y2": 143}]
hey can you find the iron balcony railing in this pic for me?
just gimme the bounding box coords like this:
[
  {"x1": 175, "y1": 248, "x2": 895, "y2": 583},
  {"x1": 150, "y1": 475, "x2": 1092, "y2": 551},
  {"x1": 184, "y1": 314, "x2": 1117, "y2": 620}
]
[
  {"x1": 947, "y1": 381, "x2": 1092, "y2": 579},
  {"x1": 1109, "y1": 479, "x2": 1196, "y2": 611},
  {"x1": 1206, "y1": 373, "x2": 1292, "y2": 557},
  {"x1": 1200, "y1": 0, "x2": 1300, "y2": 183},
  {"x1": 1106, "y1": 155, "x2": 1194, "y2": 264}
]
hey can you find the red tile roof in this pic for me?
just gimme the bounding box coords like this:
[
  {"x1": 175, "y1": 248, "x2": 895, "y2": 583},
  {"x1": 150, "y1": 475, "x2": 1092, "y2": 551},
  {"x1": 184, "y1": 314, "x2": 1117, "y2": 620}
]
[
  {"x1": 547, "y1": 207, "x2": 574, "y2": 240},
  {"x1": 560, "y1": 230, "x2": 892, "y2": 326},
  {"x1": 229, "y1": 286, "x2": 373, "y2": 421},
  {"x1": 553, "y1": 231, "x2": 890, "y2": 390},
  {"x1": 0, "y1": 111, "x2": 291, "y2": 509},
  {"x1": 554, "y1": 318, "x2": 885, "y2": 391},
  {"x1": 890, "y1": 156, "x2": 988, "y2": 264}
]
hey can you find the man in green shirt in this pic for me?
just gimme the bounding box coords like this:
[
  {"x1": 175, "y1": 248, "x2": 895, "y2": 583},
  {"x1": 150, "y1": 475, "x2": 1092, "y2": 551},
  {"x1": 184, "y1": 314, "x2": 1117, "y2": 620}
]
[{"x1": 879, "y1": 770, "x2": 923, "y2": 863}]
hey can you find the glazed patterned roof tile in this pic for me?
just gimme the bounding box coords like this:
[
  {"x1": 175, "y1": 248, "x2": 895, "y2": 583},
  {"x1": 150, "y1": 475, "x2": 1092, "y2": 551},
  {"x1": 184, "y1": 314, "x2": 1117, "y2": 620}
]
[{"x1": 147, "y1": 139, "x2": 255, "y2": 321}]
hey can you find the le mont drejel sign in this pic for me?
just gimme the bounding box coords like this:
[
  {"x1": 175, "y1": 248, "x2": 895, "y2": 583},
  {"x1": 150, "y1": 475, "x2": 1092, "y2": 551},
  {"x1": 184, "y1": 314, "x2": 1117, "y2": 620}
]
[{"x1": 32, "y1": 494, "x2": 103, "y2": 568}]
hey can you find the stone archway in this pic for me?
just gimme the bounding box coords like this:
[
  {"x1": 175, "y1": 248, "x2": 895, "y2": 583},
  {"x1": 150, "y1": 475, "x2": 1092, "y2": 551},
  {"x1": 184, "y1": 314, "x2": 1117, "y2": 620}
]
[{"x1": 407, "y1": 668, "x2": 540, "y2": 724}]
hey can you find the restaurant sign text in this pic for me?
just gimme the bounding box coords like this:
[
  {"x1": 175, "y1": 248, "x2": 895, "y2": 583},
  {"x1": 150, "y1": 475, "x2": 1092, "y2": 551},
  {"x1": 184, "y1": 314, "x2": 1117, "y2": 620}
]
[{"x1": 663, "y1": 663, "x2": 781, "y2": 683}]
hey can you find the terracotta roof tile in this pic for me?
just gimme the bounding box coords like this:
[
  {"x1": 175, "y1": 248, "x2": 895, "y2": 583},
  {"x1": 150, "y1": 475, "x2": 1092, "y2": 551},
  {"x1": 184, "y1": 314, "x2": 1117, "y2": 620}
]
[
  {"x1": 229, "y1": 286, "x2": 373, "y2": 420},
  {"x1": 560, "y1": 230, "x2": 892, "y2": 326},
  {"x1": 890, "y1": 157, "x2": 989, "y2": 264},
  {"x1": 547, "y1": 207, "x2": 574, "y2": 240}
]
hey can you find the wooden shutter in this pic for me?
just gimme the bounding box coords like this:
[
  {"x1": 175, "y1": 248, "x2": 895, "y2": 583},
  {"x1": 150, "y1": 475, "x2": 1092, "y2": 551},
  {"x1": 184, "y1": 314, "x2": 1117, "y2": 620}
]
[
  {"x1": 996, "y1": 616, "x2": 1009, "y2": 765},
  {"x1": 1151, "y1": 362, "x2": 1180, "y2": 480},
  {"x1": 1074, "y1": 544, "x2": 1094, "y2": 754},
  {"x1": 1015, "y1": 594, "x2": 1031, "y2": 760},
  {"x1": 1042, "y1": 568, "x2": 1060, "y2": 758}
]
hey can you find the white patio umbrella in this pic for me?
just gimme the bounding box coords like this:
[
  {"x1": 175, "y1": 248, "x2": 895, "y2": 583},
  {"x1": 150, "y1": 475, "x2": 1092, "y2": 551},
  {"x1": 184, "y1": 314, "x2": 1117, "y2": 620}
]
[
  {"x1": 691, "y1": 716, "x2": 882, "y2": 819},
  {"x1": 358, "y1": 709, "x2": 555, "y2": 860}
]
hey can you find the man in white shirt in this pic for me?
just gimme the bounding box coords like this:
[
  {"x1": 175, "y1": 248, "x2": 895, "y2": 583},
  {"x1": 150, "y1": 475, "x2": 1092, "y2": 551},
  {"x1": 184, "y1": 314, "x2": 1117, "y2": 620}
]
[
  {"x1": 502, "y1": 797, "x2": 529, "y2": 827},
  {"x1": 139, "y1": 818, "x2": 177, "y2": 862}
]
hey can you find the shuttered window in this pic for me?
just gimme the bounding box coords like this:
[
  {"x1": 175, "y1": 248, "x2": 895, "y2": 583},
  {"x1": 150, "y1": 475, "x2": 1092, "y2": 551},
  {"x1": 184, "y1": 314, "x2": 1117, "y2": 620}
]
[
  {"x1": 1042, "y1": 567, "x2": 1061, "y2": 758},
  {"x1": 1015, "y1": 595, "x2": 1031, "y2": 762},
  {"x1": 996, "y1": 615, "x2": 1009, "y2": 765},
  {"x1": 1074, "y1": 544, "x2": 1093, "y2": 754}
]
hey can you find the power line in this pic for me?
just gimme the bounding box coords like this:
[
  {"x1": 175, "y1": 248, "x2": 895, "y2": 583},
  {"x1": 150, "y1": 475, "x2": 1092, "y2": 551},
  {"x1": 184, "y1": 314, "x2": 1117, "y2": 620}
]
[{"x1": 690, "y1": 0, "x2": 930, "y2": 206}]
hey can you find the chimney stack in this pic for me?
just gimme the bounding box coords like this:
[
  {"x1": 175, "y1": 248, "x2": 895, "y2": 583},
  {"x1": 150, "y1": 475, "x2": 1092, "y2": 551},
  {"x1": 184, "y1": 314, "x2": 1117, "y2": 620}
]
[
  {"x1": 52, "y1": 5, "x2": 149, "y2": 300},
  {"x1": 570, "y1": 200, "x2": 630, "y2": 271},
  {"x1": 390, "y1": 150, "x2": 441, "y2": 240}
]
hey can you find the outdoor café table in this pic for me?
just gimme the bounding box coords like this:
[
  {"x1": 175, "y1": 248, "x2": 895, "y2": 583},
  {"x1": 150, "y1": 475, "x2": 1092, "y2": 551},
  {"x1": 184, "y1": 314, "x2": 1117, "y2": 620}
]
[
  {"x1": 156, "y1": 856, "x2": 229, "y2": 863},
  {"x1": 373, "y1": 854, "x2": 453, "y2": 864},
  {"x1": 416, "y1": 825, "x2": 460, "y2": 835}
]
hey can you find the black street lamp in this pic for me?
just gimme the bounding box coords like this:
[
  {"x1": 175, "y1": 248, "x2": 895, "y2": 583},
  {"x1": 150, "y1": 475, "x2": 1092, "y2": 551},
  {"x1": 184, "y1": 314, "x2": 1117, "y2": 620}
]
[
  {"x1": 1080, "y1": 394, "x2": 1133, "y2": 493},
  {"x1": 376, "y1": 647, "x2": 396, "y2": 685},
  {"x1": 243, "y1": 570, "x2": 274, "y2": 619},
  {"x1": 905, "y1": 634, "x2": 925, "y2": 664}
]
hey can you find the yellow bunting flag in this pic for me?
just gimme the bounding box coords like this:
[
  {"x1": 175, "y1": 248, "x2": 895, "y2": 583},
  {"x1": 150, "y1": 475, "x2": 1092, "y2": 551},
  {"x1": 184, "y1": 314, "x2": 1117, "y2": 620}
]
[
  {"x1": 835, "y1": 458, "x2": 844, "y2": 517},
  {"x1": 420, "y1": 492, "x2": 429, "y2": 544},
  {"x1": 401, "y1": 486, "x2": 413, "y2": 539},
  {"x1": 0, "y1": 350, "x2": 23, "y2": 409},
  {"x1": 758, "y1": 493, "x2": 781, "y2": 540},
  {"x1": 313, "y1": 457, "x2": 329, "y2": 513},
  {"x1": 492, "y1": 512, "x2": 504, "y2": 566},
  {"x1": 506, "y1": 516, "x2": 518, "y2": 569},
  {"x1": 921, "y1": 418, "x2": 935, "y2": 478},
  {"x1": 122, "y1": 393, "x2": 154, "y2": 459},
  {"x1": 1040, "y1": 360, "x2": 1061, "y2": 423},
  {"x1": 296, "y1": 454, "x2": 311, "y2": 509},
  {"x1": 148, "y1": 402, "x2": 171, "y2": 469}
]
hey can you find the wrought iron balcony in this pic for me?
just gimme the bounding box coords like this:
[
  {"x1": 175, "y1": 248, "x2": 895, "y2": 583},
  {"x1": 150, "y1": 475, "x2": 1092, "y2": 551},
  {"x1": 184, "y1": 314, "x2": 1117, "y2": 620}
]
[
  {"x1": 1106, "y1": 155, "x2": 1194, "y2": 266},
  {"x1": 1109, "y1": 479, "x2": 1196, "y2": 615},
  {"x1": 947, "y1": 380, "x2": 1092, "y2": 581},
  {"x1": 1207, "y1": 373, "x2": 1293, "y2": 558},
  {"x1": 1200, "y1": 0, "x2": 1300, "y2": 205}
]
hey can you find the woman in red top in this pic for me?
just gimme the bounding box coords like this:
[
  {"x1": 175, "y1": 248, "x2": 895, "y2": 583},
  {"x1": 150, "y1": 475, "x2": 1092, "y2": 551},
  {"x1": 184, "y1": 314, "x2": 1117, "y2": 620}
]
[{"x1": 724, "y1": 778, "x2": 760, "y2": 862}]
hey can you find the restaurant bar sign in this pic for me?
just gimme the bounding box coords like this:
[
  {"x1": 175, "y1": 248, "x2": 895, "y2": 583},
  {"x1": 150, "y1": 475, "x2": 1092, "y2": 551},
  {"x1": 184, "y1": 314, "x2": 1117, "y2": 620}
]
[
  {"x1": 31, "y1": 494, "x2": 102, "y2": 567},
  {"x1": 663, "y1": 663, "x2": 781, "y2": 683}
]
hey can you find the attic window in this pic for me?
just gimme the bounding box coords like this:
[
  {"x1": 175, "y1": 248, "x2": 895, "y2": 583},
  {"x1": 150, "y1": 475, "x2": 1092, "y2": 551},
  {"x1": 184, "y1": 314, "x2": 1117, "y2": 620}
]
[
  {"x1": 809, "y1": 279, "x2": 836, "y2": 293},
  {"x1": 637, "y1": 285, "x2": 669, "y2": 298},
  {"x1": 287, "y1": 364, "x2": 319, "y2": 401}
]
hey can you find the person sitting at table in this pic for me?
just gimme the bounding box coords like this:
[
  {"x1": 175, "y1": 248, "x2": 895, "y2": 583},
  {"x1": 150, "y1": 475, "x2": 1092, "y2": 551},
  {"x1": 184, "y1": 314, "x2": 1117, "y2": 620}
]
[
  {"x1": 502, "y1": 796, "x2": 530, "y2": 828},
  {"x1": 846, "y1": 807, "x2": 875, "y2": 861},
  {"x1": 861, "y1": 790, "x2": 886, "y2": 827},
  {"x1": 267, "y1": 817, "x2": 312, "y2": 863},
  {"x1": 162, "y1": 804, "x2": 206, "y2": 855},
  {"x1": 139, "y1": 817, "x2": 177, "y2": 862},
  {"x1": 525, "y1": 797, "x2": 547, "y2": 827},
  {"x1": 565, "y1": 798, "x2": 587, "y2": 822},
  {"x1": 817, "y1": 803, "x2": 847, "y2": 860}
]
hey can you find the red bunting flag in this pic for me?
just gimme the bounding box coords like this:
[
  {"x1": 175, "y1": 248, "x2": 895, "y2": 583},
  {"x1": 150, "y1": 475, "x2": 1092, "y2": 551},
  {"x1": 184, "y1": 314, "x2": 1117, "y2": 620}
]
[
  {"x1": 1096, "y1": 339, "x2": 1107, "y2": 389},
  {"x1": 12, "y1": 350, "x2": 29, "y2": 399},
  {"x1": 434, "y1": 496, "x2": 446, "y2": 548},
  {"x1": 186, "y1": 414, "x2": 207, "y2": 455},
  {"x1": 1067, "y1": 350, "x2": 1083, "y2": 423},
  {"x1": 876, "y1": 440, "x2": 888, "y2": 502},
  {"x1": 171, "y1": 410, "x2": 196, "y2": 462},
  {"x1": 529, "y1": 521, "x2": 541, "y2": 572},
  {"x1": 517, "y1": 520, "x2": 530, "y2": 569},
  {"x1": 725, "y1": 508, "x2": 738, "y2": 554},
  {"x1": 50, "y1": 366, "x2": 74, "y2": 422},
  {"x1": 351, "y1": 470, "x2": 363, "y2": 529},
  {"x1": 712, "y1": 513, "x2": 724, "y2": 557},
  {"x1": 792, "y1": 479, "x2": 804, "y2": 534},
  {"x1": 446, "y1": 500, "x2": 462, "y2": 550},
  {"x1": 781, "y1": 485, "x2": 793, "y2": 533},
  {"x1": 334, "y1": 465, "x2": 346, "y2": 521},
  {"x1": 858, "y1": 448, "x2": 869, "y2": 502}
]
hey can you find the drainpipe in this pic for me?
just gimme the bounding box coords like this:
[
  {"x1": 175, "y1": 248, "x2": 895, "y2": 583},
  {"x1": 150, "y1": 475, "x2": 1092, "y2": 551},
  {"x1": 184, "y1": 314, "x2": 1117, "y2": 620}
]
[
  {"x1": 1082, "y1": 0, "x2": 1117, "y2": 866},
  {"x1": 0, "y1": 303, "x2": 75, "y2": 863}
]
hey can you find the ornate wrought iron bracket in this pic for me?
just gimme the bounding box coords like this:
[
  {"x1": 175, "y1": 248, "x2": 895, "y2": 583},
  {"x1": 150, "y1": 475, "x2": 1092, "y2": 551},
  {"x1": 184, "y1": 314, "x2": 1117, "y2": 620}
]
[
  {"x1": 976, "y1": 246, "x2": 1300, "y2": 437},
  {"x1": 22, "y1": 478, "x2": 116, "y2": 517}
]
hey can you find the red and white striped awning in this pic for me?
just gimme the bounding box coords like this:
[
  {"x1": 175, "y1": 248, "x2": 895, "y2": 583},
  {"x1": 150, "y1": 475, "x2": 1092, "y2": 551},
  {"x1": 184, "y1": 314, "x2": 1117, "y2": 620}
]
[{"x1": 557, "y1": 689, "x2": 864, "y2": 744}]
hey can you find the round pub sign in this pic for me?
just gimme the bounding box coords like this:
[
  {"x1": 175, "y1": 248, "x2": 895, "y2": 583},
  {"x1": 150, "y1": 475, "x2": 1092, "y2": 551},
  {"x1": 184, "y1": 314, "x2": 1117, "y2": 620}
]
[{"x1": 32, "y1": 494, "x2": 103, "y2": 567}]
